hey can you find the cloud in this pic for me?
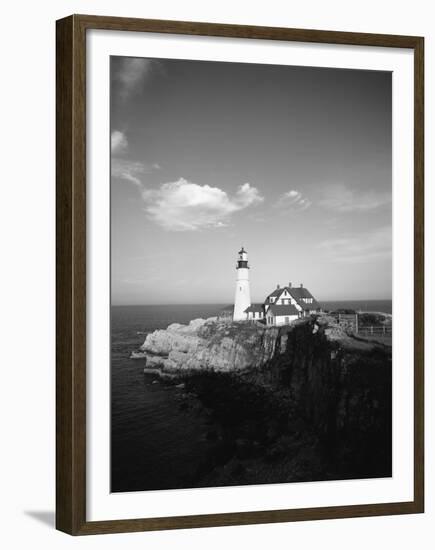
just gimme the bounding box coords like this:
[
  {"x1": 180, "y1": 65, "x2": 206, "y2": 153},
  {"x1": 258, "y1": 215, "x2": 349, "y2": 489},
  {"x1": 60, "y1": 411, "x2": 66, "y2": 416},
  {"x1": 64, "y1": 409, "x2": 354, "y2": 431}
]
[
  {"x1": 111, "y1": 153, "x2": 160, "y2": 186},
  {"x1": 276, "y1": 189, "x2": 311, "y2": 211},
  {"x1": 111, "y1": 158, "x2": 148, "y2": 186},
  {"x1": 319, "y1": 183, "x2": 391, "y2": 212},
  {"x1": 318, "y1": 226, "x2": 391, "y2": 263},
  {"x1": 111, "y1": 130, "x2": 128, "y2": 154},
  {"x1": 112, "y1": 57, "x2": 159, "y2": 100},
  {"x1": 141, "y1": 178, "x2": 263, "y2": 231}
]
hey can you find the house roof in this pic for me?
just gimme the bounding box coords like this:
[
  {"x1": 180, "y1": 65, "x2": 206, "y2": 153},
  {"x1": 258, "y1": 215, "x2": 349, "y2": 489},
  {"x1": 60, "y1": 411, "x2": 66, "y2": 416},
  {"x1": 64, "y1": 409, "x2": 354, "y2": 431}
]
[
  {"x1": 288, "y1": 286, "x2": 314, "y2": 300},
  {"x1": 289, "y1": 289, "x2": 321, "y2": 310},
  {"x1": 264, "y1": 287, "x2": 284, "y2": 302},
  {"x1": 264, "y1": 284, "x2": 321, "y2": 310},
  {"x1": 267, "y1": 304, "x2": 299, "y2": 316},
  {"x1": 286, "y1": 287, "x2": 321, "y2": 310},
  {"x1": 244, "y1": 304, "x2": 264, "y2": 313},
  {"x1": 220, "y1": 304, "x2": 234, "y2": 312}
]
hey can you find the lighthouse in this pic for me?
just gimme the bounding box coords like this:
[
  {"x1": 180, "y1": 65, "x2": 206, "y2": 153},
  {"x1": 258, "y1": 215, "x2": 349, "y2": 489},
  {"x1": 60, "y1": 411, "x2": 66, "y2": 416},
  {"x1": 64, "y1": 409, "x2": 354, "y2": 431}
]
[{"x1": 233, "y1": 247, "x2": 251, "y2": 321}]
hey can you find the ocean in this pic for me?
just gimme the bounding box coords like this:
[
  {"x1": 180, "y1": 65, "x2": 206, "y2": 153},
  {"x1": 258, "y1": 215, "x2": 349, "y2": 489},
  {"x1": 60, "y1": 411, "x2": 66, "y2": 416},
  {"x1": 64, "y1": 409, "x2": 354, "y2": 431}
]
[
  {"x1": 111, "y1": 304, "x2": 223, "y2": 492},
  {"x1": 111, "y1": 300, "x2": 392, "y2": 492}
]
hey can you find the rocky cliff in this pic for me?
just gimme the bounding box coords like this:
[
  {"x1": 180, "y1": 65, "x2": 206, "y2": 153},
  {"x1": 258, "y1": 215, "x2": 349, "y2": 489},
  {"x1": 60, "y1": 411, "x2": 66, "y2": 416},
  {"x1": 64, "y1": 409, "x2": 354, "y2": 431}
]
[
  {"x1": 135, "y1": 315, "x2": 392, "y2": 484},
  {"x1": 261, "y1": 318, "x2": 392, "y2": 478},
  {"x1": 137, "y1": 314, "x2": 384, "y2": 376},
  {"x1": 138, "y1": 317, "x2": 285, "y2": 373}
]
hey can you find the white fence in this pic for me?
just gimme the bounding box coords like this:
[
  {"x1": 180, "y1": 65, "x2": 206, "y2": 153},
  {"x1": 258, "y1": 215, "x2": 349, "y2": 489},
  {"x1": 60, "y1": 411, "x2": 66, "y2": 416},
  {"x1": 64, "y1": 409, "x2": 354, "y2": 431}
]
[{"x1": 357, "y1": 325, "x2": 392, "y2": 336}]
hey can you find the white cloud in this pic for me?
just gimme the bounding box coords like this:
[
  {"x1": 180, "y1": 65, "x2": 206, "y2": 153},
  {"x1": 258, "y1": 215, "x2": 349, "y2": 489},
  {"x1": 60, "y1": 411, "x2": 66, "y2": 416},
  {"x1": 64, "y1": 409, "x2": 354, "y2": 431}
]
[
  {"x1": 111, "y1": 158, "x2": 148, "y2": 186},
  {"x1": 111, "y1": 130, "x2": 128, "y2": 154},
  {"x1": 318, "y1": 226, "x2": 391, "y2": 263},
  {"x1": 320, "y1": 183, "x2": 391, "y2": 212},
  {"x1": 276, "y1": 189, "x2": 311, "y2": 211},
  {"x1": 142, "y1": 178, "x2": 263, "y2": 231},
  {"x1": 111, "y1": 155, "x2": 160, "y2": 186},
  {"x1": 113, "y1": 58, "x2": 158, "y2": 100}
]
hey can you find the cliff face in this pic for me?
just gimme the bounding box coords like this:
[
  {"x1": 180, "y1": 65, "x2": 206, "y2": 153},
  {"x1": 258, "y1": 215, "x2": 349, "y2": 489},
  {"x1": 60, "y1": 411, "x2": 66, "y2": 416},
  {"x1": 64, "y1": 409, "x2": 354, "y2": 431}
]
[
  {"x1": 263, "y1": 319, "x2": 392, "y2": 477},
  {"x1": 140, "y1": 317, "x2": 284, "y2": 373}
]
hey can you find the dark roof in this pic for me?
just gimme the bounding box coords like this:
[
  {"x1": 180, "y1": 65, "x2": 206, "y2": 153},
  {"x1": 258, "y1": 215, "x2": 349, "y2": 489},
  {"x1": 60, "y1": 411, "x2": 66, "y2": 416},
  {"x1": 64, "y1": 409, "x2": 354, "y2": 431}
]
[
  {"x1": 244, "y1": 304, "x2": 264, "y2": 313},
  {"x1": 288, "y1": 286, "x2": 314, "y2": 300},
  {"x1": 264, "y1": 285, "x2": 320, "y2": 310},
  {"x1": 301, "y1": 301, "x2": 321, "y2": 311},
  {"x1": 220, "y1": 304, "x2": 234, "y2": 312},
  {"x1": 287, "y1": 287, "x2": 321, "y2": 310},
  {"x1": 264, "y1": 288, "x2": 284, "y2": 302},
  {"x1": 238, "y1": 246, "x2": 247, "y2": 254},
  {"x1": 267, "y1": 304, "x2": 299, "y2": 316}
]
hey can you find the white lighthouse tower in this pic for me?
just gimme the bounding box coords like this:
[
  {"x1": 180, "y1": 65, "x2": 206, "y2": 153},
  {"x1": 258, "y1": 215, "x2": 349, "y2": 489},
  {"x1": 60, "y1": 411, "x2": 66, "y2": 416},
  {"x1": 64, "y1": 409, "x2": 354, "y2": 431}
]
[{"x1": 233, "y1": 246, "x2": 251, "y2": 321}]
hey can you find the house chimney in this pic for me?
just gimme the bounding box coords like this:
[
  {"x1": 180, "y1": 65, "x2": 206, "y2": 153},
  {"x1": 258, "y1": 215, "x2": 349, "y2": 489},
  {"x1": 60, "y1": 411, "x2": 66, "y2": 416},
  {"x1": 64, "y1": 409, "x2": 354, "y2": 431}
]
[
  {"x1": 288, "y1": 282, "x2": 292, "y2": 288},
  {"x1": 277, "y1": 284, "x2": 280, "y2": 289},
  {"x1": 300, "y1": 283, "x2": 303, "y2": 288}
]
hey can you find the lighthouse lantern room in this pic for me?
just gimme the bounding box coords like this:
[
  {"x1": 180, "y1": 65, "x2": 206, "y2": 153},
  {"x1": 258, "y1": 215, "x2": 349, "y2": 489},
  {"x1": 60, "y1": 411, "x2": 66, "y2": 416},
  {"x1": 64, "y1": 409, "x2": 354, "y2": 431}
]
[{"x1": 233, "y1": 247, "x2": 251, "y2": 321}]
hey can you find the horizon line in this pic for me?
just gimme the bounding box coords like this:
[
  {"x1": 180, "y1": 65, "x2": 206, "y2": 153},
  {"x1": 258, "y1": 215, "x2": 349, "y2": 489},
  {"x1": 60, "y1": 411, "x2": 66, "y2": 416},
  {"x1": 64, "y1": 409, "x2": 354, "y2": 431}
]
[{"x1": 111, "y1": 298, "x2": 393, "y2": 307}]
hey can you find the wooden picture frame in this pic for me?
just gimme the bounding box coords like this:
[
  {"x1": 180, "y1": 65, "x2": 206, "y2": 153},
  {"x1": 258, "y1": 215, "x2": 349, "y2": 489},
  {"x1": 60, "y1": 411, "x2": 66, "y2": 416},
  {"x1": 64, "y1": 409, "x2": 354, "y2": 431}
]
[{"x1": 56, "y1": 14, "x2": 424, "y2": 535}]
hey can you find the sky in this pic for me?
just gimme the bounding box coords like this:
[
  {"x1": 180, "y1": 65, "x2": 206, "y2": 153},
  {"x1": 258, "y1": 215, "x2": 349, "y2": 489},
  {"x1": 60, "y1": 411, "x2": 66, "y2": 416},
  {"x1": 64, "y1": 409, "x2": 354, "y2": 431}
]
[{"x1": 110, "y1": 56, "x2": 392, "y2": 305}]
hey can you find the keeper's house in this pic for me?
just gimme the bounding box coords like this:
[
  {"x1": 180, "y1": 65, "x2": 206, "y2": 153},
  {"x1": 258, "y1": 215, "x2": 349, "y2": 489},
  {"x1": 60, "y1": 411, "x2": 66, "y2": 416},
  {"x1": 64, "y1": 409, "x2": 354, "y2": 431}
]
[{"x1": 245, "y1": 283, "x2": 321, "y2": 326}]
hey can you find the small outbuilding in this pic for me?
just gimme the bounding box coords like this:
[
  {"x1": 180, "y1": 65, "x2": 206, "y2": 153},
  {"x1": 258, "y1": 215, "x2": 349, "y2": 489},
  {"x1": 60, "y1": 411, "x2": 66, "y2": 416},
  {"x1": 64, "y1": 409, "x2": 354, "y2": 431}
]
[{"x1": 244, "y1": 303, "x2": 265, "y2": 321}]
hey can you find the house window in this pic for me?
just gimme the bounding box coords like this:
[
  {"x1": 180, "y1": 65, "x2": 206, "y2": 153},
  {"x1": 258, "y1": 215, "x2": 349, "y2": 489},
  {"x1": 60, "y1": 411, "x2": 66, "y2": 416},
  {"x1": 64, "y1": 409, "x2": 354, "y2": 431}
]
[{"x1": 285, "y1": 317, "x2": 290, "y2": 324}]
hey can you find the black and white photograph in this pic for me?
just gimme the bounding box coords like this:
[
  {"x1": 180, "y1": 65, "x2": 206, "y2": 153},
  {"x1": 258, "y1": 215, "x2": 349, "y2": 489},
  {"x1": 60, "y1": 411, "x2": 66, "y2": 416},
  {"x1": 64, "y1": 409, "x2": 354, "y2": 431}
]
[{"x1": 110, "y1": 55, "x2": 393, "y2": 493}]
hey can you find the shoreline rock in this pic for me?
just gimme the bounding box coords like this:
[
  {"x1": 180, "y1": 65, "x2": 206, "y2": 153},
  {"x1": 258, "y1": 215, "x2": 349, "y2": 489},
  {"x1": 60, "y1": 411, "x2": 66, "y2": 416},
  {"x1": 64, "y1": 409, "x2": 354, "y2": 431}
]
[
  {"x1": 134, "y1": 315, "x2": 385, "y2": 377},
  {"x1": 139, "y1": 317, "x2": 284, "y2": 375}
]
